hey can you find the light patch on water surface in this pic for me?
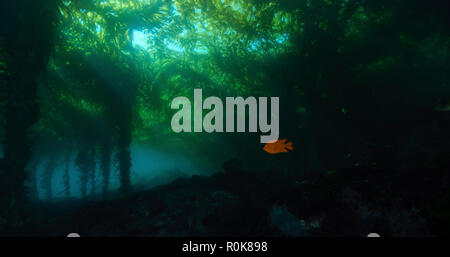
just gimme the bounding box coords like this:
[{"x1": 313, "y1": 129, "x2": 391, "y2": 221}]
[{"x1": 132, "y1": 29, "x2": 151, "y2": 49}]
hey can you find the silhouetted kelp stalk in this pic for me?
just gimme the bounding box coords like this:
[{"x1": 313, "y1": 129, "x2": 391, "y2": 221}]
[
  {"x1": 75, "y1": 148, "x2": 96, "y2": 199},
  {"x1": 100, "y1": 138, "x2": 112, "y2": 197},
  {"x1": 0, "y1": 0, "x2": 62, "y2": 228},
  {"x1": 25, "y1": 157, "x2": 39, "y2": 201},
  {"x1": 41, "y1": 154, "x2": 57, "y2": 200},
  {"x1": 63, "y1": 148, "x2": 72, "y2": 198}
]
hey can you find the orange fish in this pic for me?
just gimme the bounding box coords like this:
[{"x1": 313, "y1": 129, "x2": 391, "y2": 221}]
[{"x1": 263, "y1": 139, "x2": 294, "y2": 154}]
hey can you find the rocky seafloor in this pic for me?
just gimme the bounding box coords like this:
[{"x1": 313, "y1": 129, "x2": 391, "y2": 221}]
[{"x1": 13, "y1": 159, "x2": 450, "y2": 237}]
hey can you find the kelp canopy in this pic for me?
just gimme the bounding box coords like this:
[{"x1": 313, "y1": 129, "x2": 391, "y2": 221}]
[
  {"x1": 45, "y1": 0, "x2": 296, "y2": 142},
  {"x1": 39, "y1": 0, "x2": 450, "y2": 149},
  {"x1": 0, "y1": 0, "x2": 449, "y2": 233}
]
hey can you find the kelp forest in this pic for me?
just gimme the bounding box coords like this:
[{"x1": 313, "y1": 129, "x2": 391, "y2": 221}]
[{"x1": 0, "y1": 0, "x2": 449, "y2": 236}]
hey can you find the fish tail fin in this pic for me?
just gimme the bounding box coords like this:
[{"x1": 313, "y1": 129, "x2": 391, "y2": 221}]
[{"x1": 286, "y1": 142, "x2": 294, "y2": 151}]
